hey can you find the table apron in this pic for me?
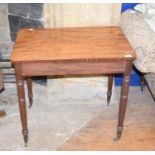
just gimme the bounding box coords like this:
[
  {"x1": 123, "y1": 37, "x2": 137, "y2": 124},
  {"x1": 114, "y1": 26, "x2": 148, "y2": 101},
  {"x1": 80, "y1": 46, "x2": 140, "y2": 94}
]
[{"x1": 20, "y1": 61, "x2": 127, "y2": 76}]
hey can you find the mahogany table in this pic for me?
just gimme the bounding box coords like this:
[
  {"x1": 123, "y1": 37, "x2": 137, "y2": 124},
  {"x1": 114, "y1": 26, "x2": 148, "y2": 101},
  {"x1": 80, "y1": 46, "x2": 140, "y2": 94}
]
[{"x1": 11, "y1": 27, "x2": 136, "y2": 146}]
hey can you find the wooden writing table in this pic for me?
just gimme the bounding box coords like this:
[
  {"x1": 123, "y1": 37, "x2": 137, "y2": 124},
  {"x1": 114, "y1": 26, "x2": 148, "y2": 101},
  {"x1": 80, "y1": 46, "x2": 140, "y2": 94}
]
[{"x1": 11, "y1": 27, "x2": 136, "y2": 146}]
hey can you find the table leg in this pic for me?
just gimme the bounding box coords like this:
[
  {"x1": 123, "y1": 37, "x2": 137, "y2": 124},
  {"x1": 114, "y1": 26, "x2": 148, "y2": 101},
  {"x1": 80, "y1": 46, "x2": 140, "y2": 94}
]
[
  {"x1": 140, "y1": 74, "x2": 145, "y2": 92},
  {"x1": 15, "y1": 65, "x2": 28, "y2": 146},
  {"x1": 107, "y1": 75, "x2": 113, "y2": 106},
  {"x1": 26, "y1": 77, "x2": 33, "y2": 108},
  {"x1": 114, "y1": 61, "x2": 132, "y2": 141}
]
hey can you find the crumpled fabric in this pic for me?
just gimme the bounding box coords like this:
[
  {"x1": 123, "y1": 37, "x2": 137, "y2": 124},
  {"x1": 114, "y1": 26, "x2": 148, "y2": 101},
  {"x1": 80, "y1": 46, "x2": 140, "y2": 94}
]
[{"x1": 120, "y1": 10, "x2": 155, "y2": 74}]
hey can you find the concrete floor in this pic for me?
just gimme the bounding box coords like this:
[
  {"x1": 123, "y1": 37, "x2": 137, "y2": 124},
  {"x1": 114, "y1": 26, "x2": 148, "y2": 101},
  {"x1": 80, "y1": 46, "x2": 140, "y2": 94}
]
[
  {"x1": 0, "y1": 82, "x2": 155, "y2": 150},
  {"x1": 59, "y1": 87, "x2": 155, "y2": 151}
]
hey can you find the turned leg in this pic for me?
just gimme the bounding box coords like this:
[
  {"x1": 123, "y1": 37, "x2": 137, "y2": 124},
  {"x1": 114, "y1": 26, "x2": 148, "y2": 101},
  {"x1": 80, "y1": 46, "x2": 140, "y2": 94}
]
[
  {"x1": 107, "y1": 75, "x2": 113, "y2": 106},
  {"x1": 26, "y1": 77, "x2": 33, "y2": 108},
  {"x1": 15, "y1": 65, "x2": 28, "y2": 146},
  {"x1": 141, "y1": 74, "x2": 145, "y2": 91},
  {"x1": 114, "y1": 61, "x2": 132, "y2": 141}
]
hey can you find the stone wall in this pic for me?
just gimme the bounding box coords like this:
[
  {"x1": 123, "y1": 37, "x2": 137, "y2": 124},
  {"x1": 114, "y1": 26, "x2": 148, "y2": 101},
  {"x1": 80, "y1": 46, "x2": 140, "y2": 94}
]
[
  {"x1": 44, "y1": 4, "x2": 121, "y2": 28},
  {"x1": 0, "y1": 3, "x2": 44, "y2": 83},
  {"x1": 0, "y1": 4, "x2": 12, "y2": 59},
  {"x1": 8, "y1": 3, "x2": 43, "y2": 42},
  {"x1": 0, "y1": 4, "x2": 13, "y2": 82}
]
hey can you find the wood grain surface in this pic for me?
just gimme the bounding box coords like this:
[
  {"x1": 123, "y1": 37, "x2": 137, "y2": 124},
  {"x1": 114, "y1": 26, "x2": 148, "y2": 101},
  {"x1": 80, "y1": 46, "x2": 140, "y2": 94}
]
[{"x1": 11, "y1": 27, "x2": 136, "y2": 63}]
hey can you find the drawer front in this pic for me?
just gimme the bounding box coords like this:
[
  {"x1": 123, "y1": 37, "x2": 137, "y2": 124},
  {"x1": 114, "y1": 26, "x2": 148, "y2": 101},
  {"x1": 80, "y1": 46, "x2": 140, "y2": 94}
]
[{"x1": 21, "y1": 61, "x2": 127, "y2": 76}]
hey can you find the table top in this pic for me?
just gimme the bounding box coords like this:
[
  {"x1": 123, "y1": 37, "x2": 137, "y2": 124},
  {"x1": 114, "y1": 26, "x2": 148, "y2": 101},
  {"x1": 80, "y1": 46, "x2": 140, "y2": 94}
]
[{"x1": 11, "y1": 27, "x2": 136, "y2": 63}]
